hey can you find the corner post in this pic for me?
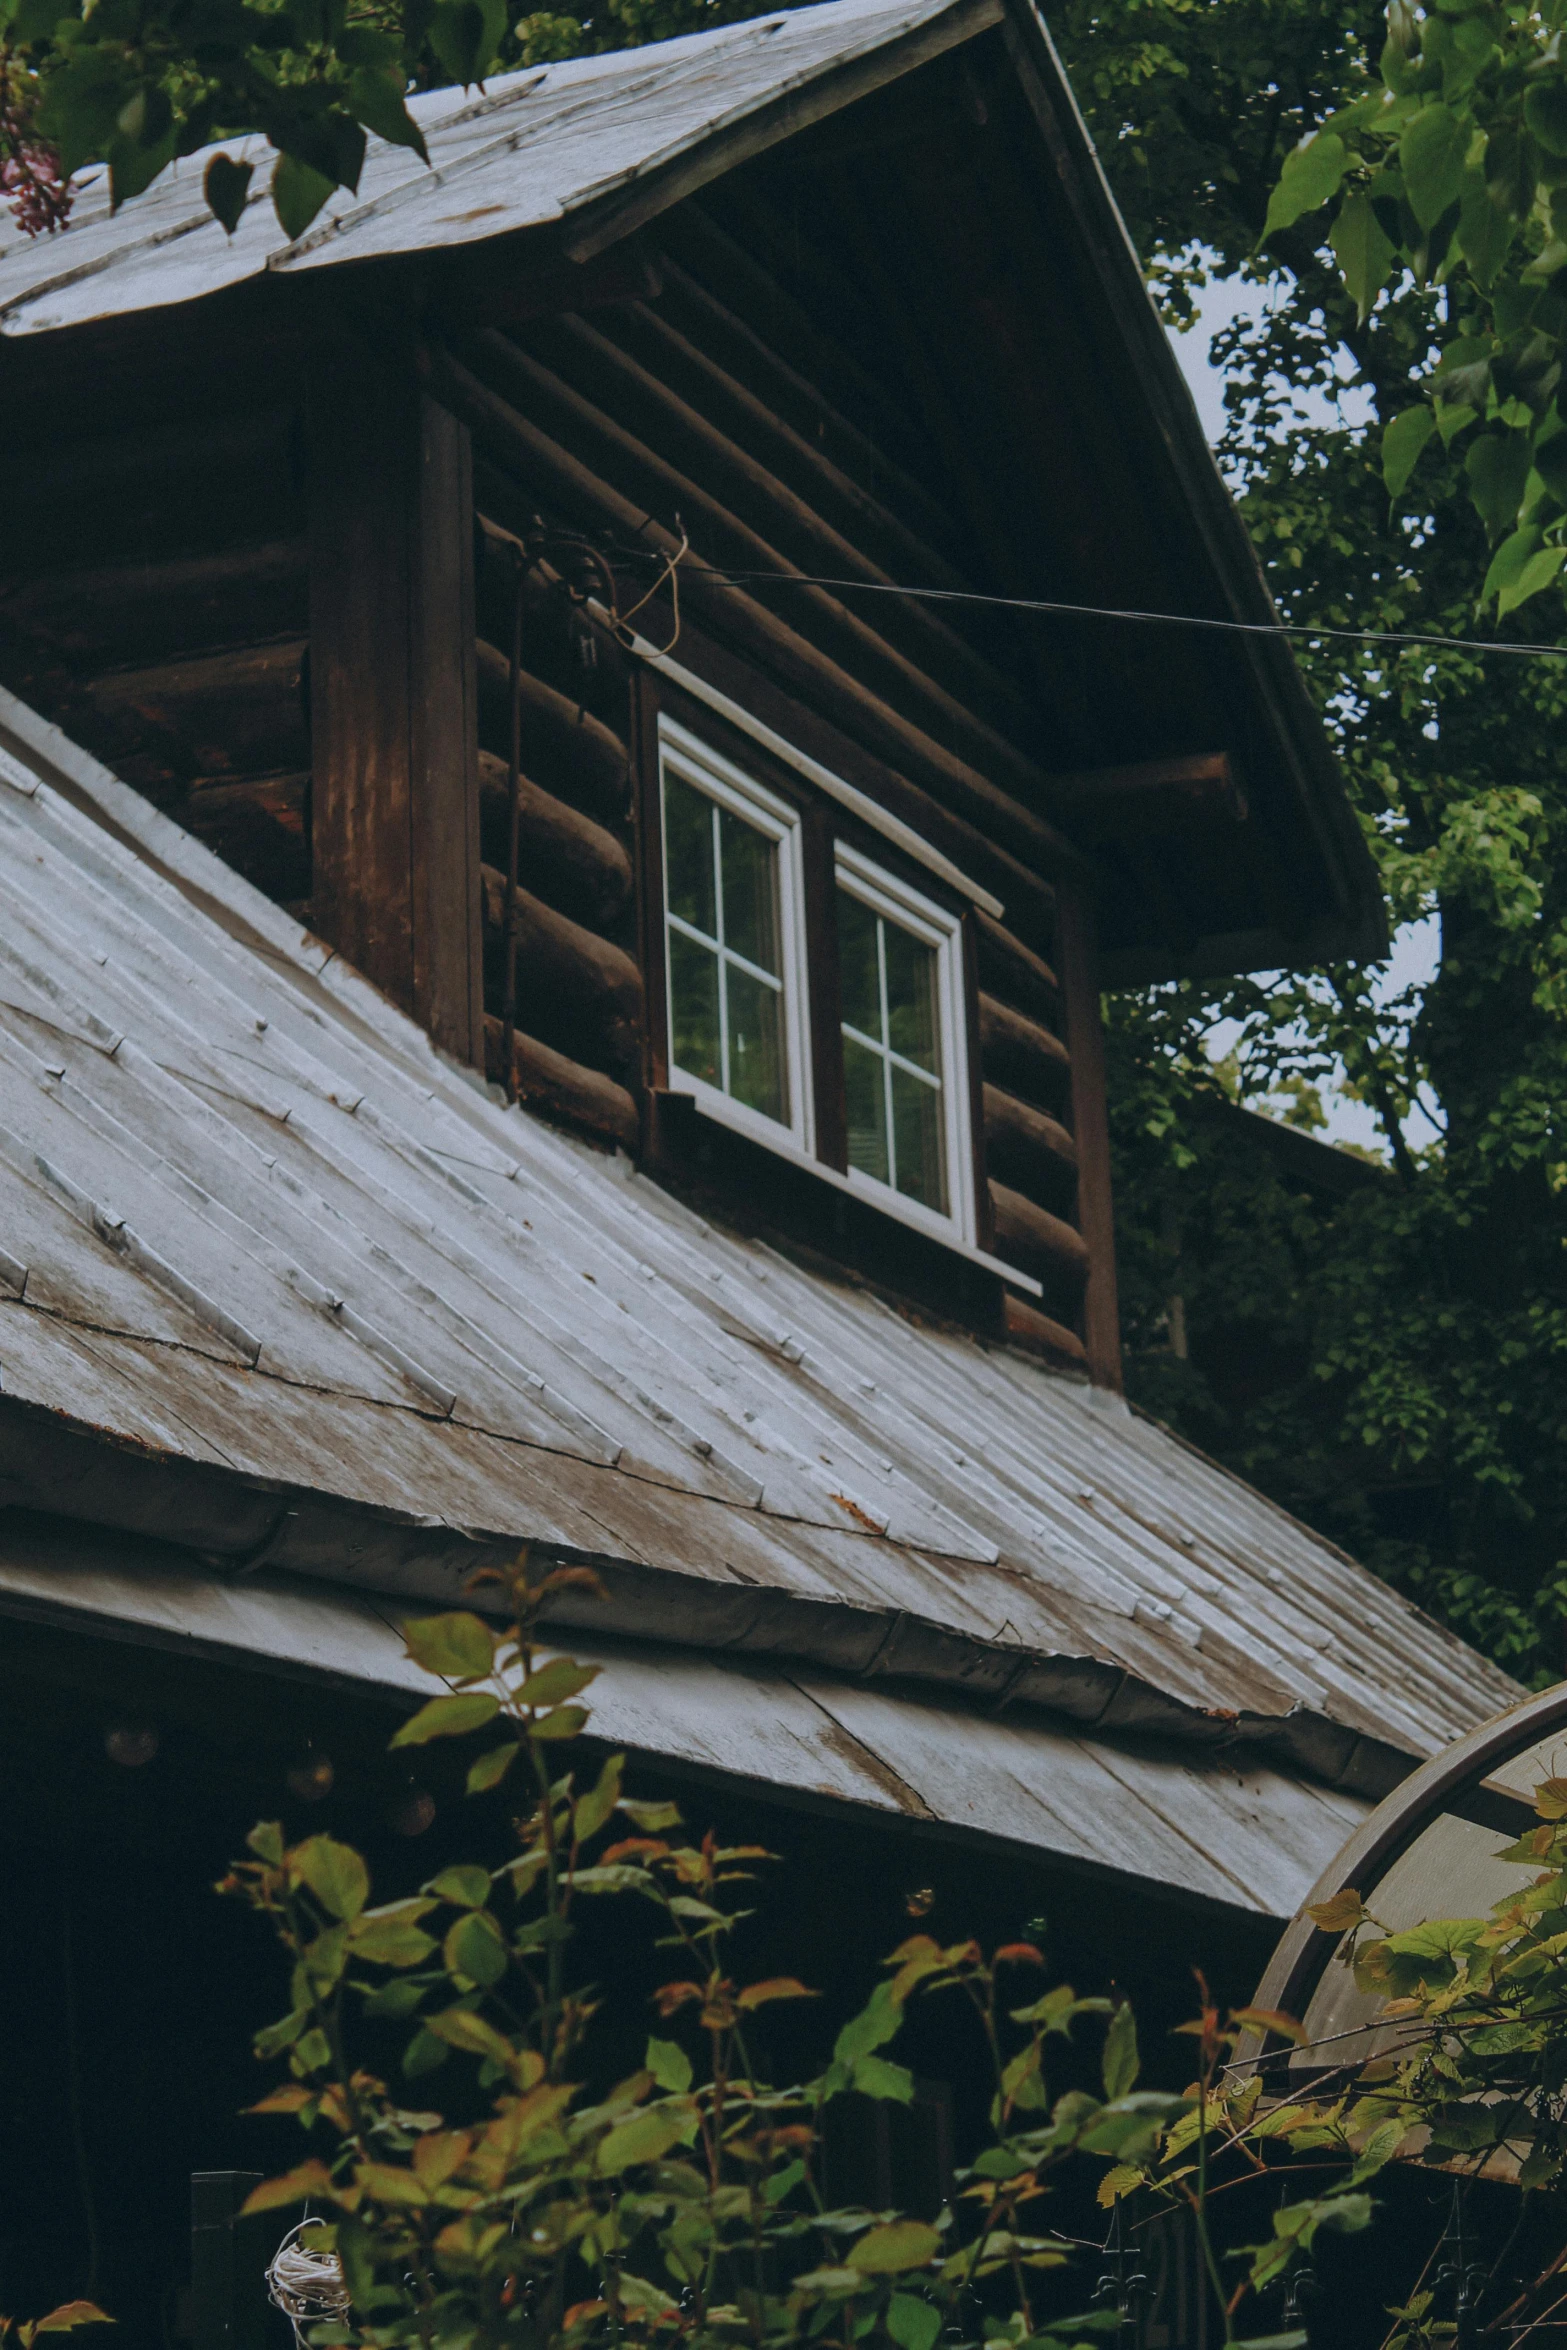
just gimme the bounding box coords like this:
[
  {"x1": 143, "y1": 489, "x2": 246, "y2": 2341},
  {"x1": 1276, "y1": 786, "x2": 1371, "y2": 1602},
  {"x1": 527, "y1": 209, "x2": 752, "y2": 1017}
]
[
  {"x1": 1056, "y1": 884, "x2": 1122, "y2": 1390},
  {"x1": 308, "y1": 344, "x2": 482, "y2": 1064}
]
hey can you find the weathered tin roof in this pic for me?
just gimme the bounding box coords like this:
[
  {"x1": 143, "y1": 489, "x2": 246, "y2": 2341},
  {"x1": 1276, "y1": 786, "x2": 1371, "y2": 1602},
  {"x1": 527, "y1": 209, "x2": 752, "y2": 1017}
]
[
  {"x1": 0, "y1": 0, "x2": 992, "y2": 338},
  {"x1": 0, "y1": 684, "x2": 1521, "y2": 1834},
  {"x1": 0, "y1": 1514, "x2": 1369, "y2": 1918}
]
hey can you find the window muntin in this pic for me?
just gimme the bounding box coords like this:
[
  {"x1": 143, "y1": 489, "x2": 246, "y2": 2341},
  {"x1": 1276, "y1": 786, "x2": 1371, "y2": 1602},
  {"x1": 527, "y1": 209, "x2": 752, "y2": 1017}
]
[
  {"x1": 659, "y1": 720, "x2": 810, "y2": 1152},
  {"x1": 834, "y1": 846, "x2": 974, "y2": 1246},
  {"x1": 837, "y1": 883, "x2": 947, "y2": 1213}
]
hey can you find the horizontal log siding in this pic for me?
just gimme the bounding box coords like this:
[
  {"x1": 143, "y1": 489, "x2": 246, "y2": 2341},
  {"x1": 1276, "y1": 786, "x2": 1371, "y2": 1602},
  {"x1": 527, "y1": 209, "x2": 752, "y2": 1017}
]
[{"x1": 0, "y1": 403, "x2": 312, "y2": 907}]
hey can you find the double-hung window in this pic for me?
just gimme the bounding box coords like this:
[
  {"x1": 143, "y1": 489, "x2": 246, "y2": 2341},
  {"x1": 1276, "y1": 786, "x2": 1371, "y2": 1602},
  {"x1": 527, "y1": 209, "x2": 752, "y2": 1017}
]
[
  {"x1": 659, "y1": 720, "x2": 812, "y2": 1153},
  {"x1": 836, "y1": 847, "x2": 967, "y2": 1234},
  {"x1": 656, "y1": 714, "x2": 979, "y2": 1258}
]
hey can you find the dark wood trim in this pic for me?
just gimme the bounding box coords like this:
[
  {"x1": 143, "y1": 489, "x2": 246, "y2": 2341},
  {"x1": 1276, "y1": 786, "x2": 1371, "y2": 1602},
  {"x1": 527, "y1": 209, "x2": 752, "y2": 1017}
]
[
  {"x1": 411, "y1": 397, "x2": 484, "y2": 1065},
  {"x1": 804, "y1": 803, "x2": 848, "y2": 1175},
  {"x1": 308, "y1": 352, "x2": 483, "y2": 1064},
  {"x1": 961, "y1": 914, "x2": 994, "y2": 1253},
  {"x1": 1055, "y1": 885, "x2": 1121, "y2": 1391},
  {"x1": 308, "y1": 350, "x2": 417, "y2": 1015},
  {"x1": 631, "y1": 666, "x2": 670, "y2": 1098},
  {"x1": 1050, "y1": 751, "x2": 1246, "y2": 843}
]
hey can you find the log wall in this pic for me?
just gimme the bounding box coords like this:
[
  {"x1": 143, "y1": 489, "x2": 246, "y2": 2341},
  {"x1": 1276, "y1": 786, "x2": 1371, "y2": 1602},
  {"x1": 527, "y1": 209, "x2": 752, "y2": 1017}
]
[
  {"x1": 0, "y1": 403, "x2": 312, "y2": 907},
  {"x1": 0, "y1": 157, "x2": 1119, "y2": 1379}
]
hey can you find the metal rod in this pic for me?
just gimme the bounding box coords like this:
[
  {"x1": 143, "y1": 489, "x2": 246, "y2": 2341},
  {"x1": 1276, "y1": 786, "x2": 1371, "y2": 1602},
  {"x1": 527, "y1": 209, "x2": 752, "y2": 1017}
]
[{"x1": 502, "y1": 554, "x2": 524, "y2": 1103}]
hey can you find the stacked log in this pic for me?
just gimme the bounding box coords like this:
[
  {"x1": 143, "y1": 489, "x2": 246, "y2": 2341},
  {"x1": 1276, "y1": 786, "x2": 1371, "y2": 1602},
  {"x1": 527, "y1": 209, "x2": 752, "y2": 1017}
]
[
  {"x1": 0, "y1": 406, "x2": 311, "y2": 905},
  {"x1": 473, "y1": 519, "x2": 644, "y2": 1150}
]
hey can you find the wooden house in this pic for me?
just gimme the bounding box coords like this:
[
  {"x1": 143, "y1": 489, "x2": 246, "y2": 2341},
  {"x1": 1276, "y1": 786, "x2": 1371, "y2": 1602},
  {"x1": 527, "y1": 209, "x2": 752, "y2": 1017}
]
[{"x1": 0, "y1": 0, "x2": 1518, "y2": 2330}]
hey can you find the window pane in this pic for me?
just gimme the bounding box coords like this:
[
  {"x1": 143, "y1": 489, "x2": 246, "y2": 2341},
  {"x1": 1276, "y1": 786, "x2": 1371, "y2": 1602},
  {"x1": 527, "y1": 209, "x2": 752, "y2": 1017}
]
[
  {"x1": 721, "y1": 806, "x2": 780, "y2": 975},
  {"x1": 844, "y1": 1033, "x2": 889, "y2": 1184},
  {"x1": 891, "y1": 1064, "x2": 946, "y2": 1210},
  {"x1": 668, "y1": 925, "x2": 721, "y2": 1088},
  {"x1": 837, "y1": 887, "x2": 882, "y2": 1040},
  {"x1": 664, "y1": 773, "x2": 716, "y2": 937},
  {"x1": 726, "y1": 963, "x2": 788, "y2": 1124},
  {"x1": 883, "y1": 923, "x2": 940, "y2": 1073}
]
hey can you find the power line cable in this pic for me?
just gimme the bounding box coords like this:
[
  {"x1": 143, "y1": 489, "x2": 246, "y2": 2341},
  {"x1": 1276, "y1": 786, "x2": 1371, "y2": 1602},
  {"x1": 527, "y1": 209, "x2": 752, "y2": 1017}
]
[{"x1": 609, "y1": 552, "x2": 1567, "y2": 664}]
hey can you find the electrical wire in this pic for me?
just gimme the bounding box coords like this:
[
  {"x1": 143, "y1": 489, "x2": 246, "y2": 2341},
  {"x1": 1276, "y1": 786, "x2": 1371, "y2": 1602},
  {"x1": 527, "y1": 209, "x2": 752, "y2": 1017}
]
[{"x1": 606, "y1": 553, "x2": 1567, "y2": 665}]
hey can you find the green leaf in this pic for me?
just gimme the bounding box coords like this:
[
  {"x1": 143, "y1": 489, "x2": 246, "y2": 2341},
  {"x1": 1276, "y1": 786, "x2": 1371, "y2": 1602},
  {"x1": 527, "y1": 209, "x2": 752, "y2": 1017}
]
[
  {"x1": 847, "y1": 2221, "x2": 940, "y2": 2274},
  {"x1": 254, "y1": 2007, "x2": 310, "y2": 2060},
  {"x1": 1331, "y1": 193, "x2": 1394, "y2": 323},
  {"x1": 1457, "y1": 171, "x2": 1513, "y2": 292},
  {"x1": 346, "y1": 65, "x2": 430, "y2": 158},
  {"x1": 401, "y1": 1612, "x2": 496, "y2": 1683},
  {"x1": 426, "y1": 1863, "x2": 492, "y2": 1909},
  {"x1": 272, "y1": 151, "x2": 336, "y2": 243},
  {"x1": 887, "y1": 2296, "x2": 941, "y2": 2350},
  {"x1": 1525, "y1": 80, "x2": 1567, "y2": 161},
  {"x1": 1401, "y1": 103, "x2": 1467, "y2": 230},
  {"x1": 204, "y1": 151, "x2": 254, "y2": 235},
  {"x1": 530, "y1": 1704, "x2": 589, "y2": 1741},
  {"x1": 646, "y1": 2036, "x2": 693, "y2": 2094},
  {"x1": 852, "y1": 2055, "x2": 914, "y2": 2102},
  {"x1": 292, "y1": 1835, "x2": 370, "y2": 1922},
  {"x1": 833, "y1": 1980, "x2": 903, "y2": 2068},
  {"x1": 391, "y1": 1692, "x2": 500, "y2": 1748},
  {"x1": 426, "y1": 2005, "x2": 520, "y2": 2070},
  {"x1": 1466, "y1": 428, "x2": 1533, "y2": 540},
  {"x1": 248, "y1": 1821, "x2": 285, "y2": 1864},
  {"x1": 466, "y1": 1743, "x2": 517, "y2": 1794},
  {"x1": 444, "y1": 1909, "x2": 509, "y2": 1988},
  {"x1": 574, "y1": 1754, "x2": 623, "y2": 1843},
  {"x1": 1497, "y1": 540, "x2": 1566, "y2": 617},
  {"x1": 620, "y1": 1798, "x2": 682, "y2": 1831},
  {"x1": 521, "y1": 1656, "x2": 599, "y2": 1708},
  {"x1": 1262, "y1": 132, "x2": 1349, "y2": 241},
  {"x1": 1101, "y1": 2001, "x2": 1139, "y2": 2100},
  {"x1": 596, "y1": 2105, "x2": 694, "y2": 2174}
]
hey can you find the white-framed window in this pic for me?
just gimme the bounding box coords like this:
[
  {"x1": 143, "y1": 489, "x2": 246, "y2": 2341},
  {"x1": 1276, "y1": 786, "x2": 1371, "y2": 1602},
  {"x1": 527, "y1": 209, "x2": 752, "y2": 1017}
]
[
  {"x1": 658, "y1": 716, "x2": 812, "y2": 1155},
  {"x1": 834, "y1": 844, "x2": 976, "y2": 1248}
]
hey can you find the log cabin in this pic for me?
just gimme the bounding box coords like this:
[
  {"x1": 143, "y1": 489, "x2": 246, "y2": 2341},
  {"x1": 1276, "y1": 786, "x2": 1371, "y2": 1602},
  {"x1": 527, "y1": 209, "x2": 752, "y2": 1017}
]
[{"x1": 0, "y1": 0, "x2": 1518, "y2": 2333}]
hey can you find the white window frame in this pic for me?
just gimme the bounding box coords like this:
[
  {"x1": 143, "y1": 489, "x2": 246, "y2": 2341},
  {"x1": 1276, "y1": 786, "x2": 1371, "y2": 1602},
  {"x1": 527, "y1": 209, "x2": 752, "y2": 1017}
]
[
  {"x1": 833, "y1": 842, "x2": 977, "y2": 1252},
  {"x1": 659, "y1": 716, "x2": 813, "y2": 1158}
]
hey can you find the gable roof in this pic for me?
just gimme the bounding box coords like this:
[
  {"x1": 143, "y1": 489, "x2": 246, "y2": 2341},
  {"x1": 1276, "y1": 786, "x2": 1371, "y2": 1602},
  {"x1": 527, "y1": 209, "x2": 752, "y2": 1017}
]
[
  {"x1": 0, "y1": 0, "x2": 991, "y2": 338},
  {"x1": 0, "y1": 0, "x2": 1385, "y2": 981},
  {"x1": 0, "y1": 682, "x2": 1516, "y2": 1835}
]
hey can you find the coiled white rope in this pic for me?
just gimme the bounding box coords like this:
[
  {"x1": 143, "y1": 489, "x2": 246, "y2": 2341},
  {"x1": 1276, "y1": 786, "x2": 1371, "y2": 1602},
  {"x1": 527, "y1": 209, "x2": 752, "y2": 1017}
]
[{"x1": 265, "y1": 2220, "x2": 352, "y2": 2346}]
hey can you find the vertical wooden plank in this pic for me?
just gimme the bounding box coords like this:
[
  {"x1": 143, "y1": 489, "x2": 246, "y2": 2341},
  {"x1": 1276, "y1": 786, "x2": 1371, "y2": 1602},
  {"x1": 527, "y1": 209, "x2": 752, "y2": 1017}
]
[
  {"x1": 1055, "y1": 886, "x2": 1122, "y2": 1391},
  {"x1": 804, "y1": 804, "x2": 847, "y2": 1174},
  {"x1": 308, "y1": 349, "x2": 416, "y2": 1008},
  {"x1": 632, "y1": 668, "x2": 670, "y2": 1094},
  {"x1": 309, "y1": 347, "x2": 482, "y2": 1063},
  {"x1": 960, "y1": 913, "x2": 994, "y2": 1251},
  {"x1": 410, "y1": 397, "x2": 483, "y2": 1063}
]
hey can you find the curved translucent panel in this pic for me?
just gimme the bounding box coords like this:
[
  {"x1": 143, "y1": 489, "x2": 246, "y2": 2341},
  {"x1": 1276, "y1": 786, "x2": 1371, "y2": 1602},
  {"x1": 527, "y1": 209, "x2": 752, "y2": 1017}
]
[
  {"x1": 1483, "y1": 1726, "x2": 1567, "y2": 1804},
  {"x1": 1296, "y1": 1812, "x2": 1537, "y2": 2068}
]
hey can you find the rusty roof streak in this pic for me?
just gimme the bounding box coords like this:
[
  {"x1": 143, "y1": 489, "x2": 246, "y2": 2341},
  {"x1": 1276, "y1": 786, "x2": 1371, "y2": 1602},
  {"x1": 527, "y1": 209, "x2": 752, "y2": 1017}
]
[{"x1": 0, "y1": 681, "x2": 1524, "y2": 1819}]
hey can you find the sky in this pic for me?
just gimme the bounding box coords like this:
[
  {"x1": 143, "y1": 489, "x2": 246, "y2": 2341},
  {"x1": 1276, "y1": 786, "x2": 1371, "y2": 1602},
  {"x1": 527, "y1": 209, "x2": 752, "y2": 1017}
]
[{"x1": 1163, "y1": 284, "x2": 1438, "y2": 1159}]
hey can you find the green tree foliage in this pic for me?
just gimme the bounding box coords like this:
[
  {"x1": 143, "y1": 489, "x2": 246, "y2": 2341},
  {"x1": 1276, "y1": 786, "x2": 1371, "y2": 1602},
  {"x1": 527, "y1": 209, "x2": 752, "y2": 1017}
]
[
  {"x1": 1050, "y1": 0, "x2": 1567, "y2": 1686},
  {"x1": 227, "y1": 1559, "x2": 1567, "y2": 2345},
  {"x1": 224, "y1": 1557, "x2": 1210, "y2": 2350}
]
